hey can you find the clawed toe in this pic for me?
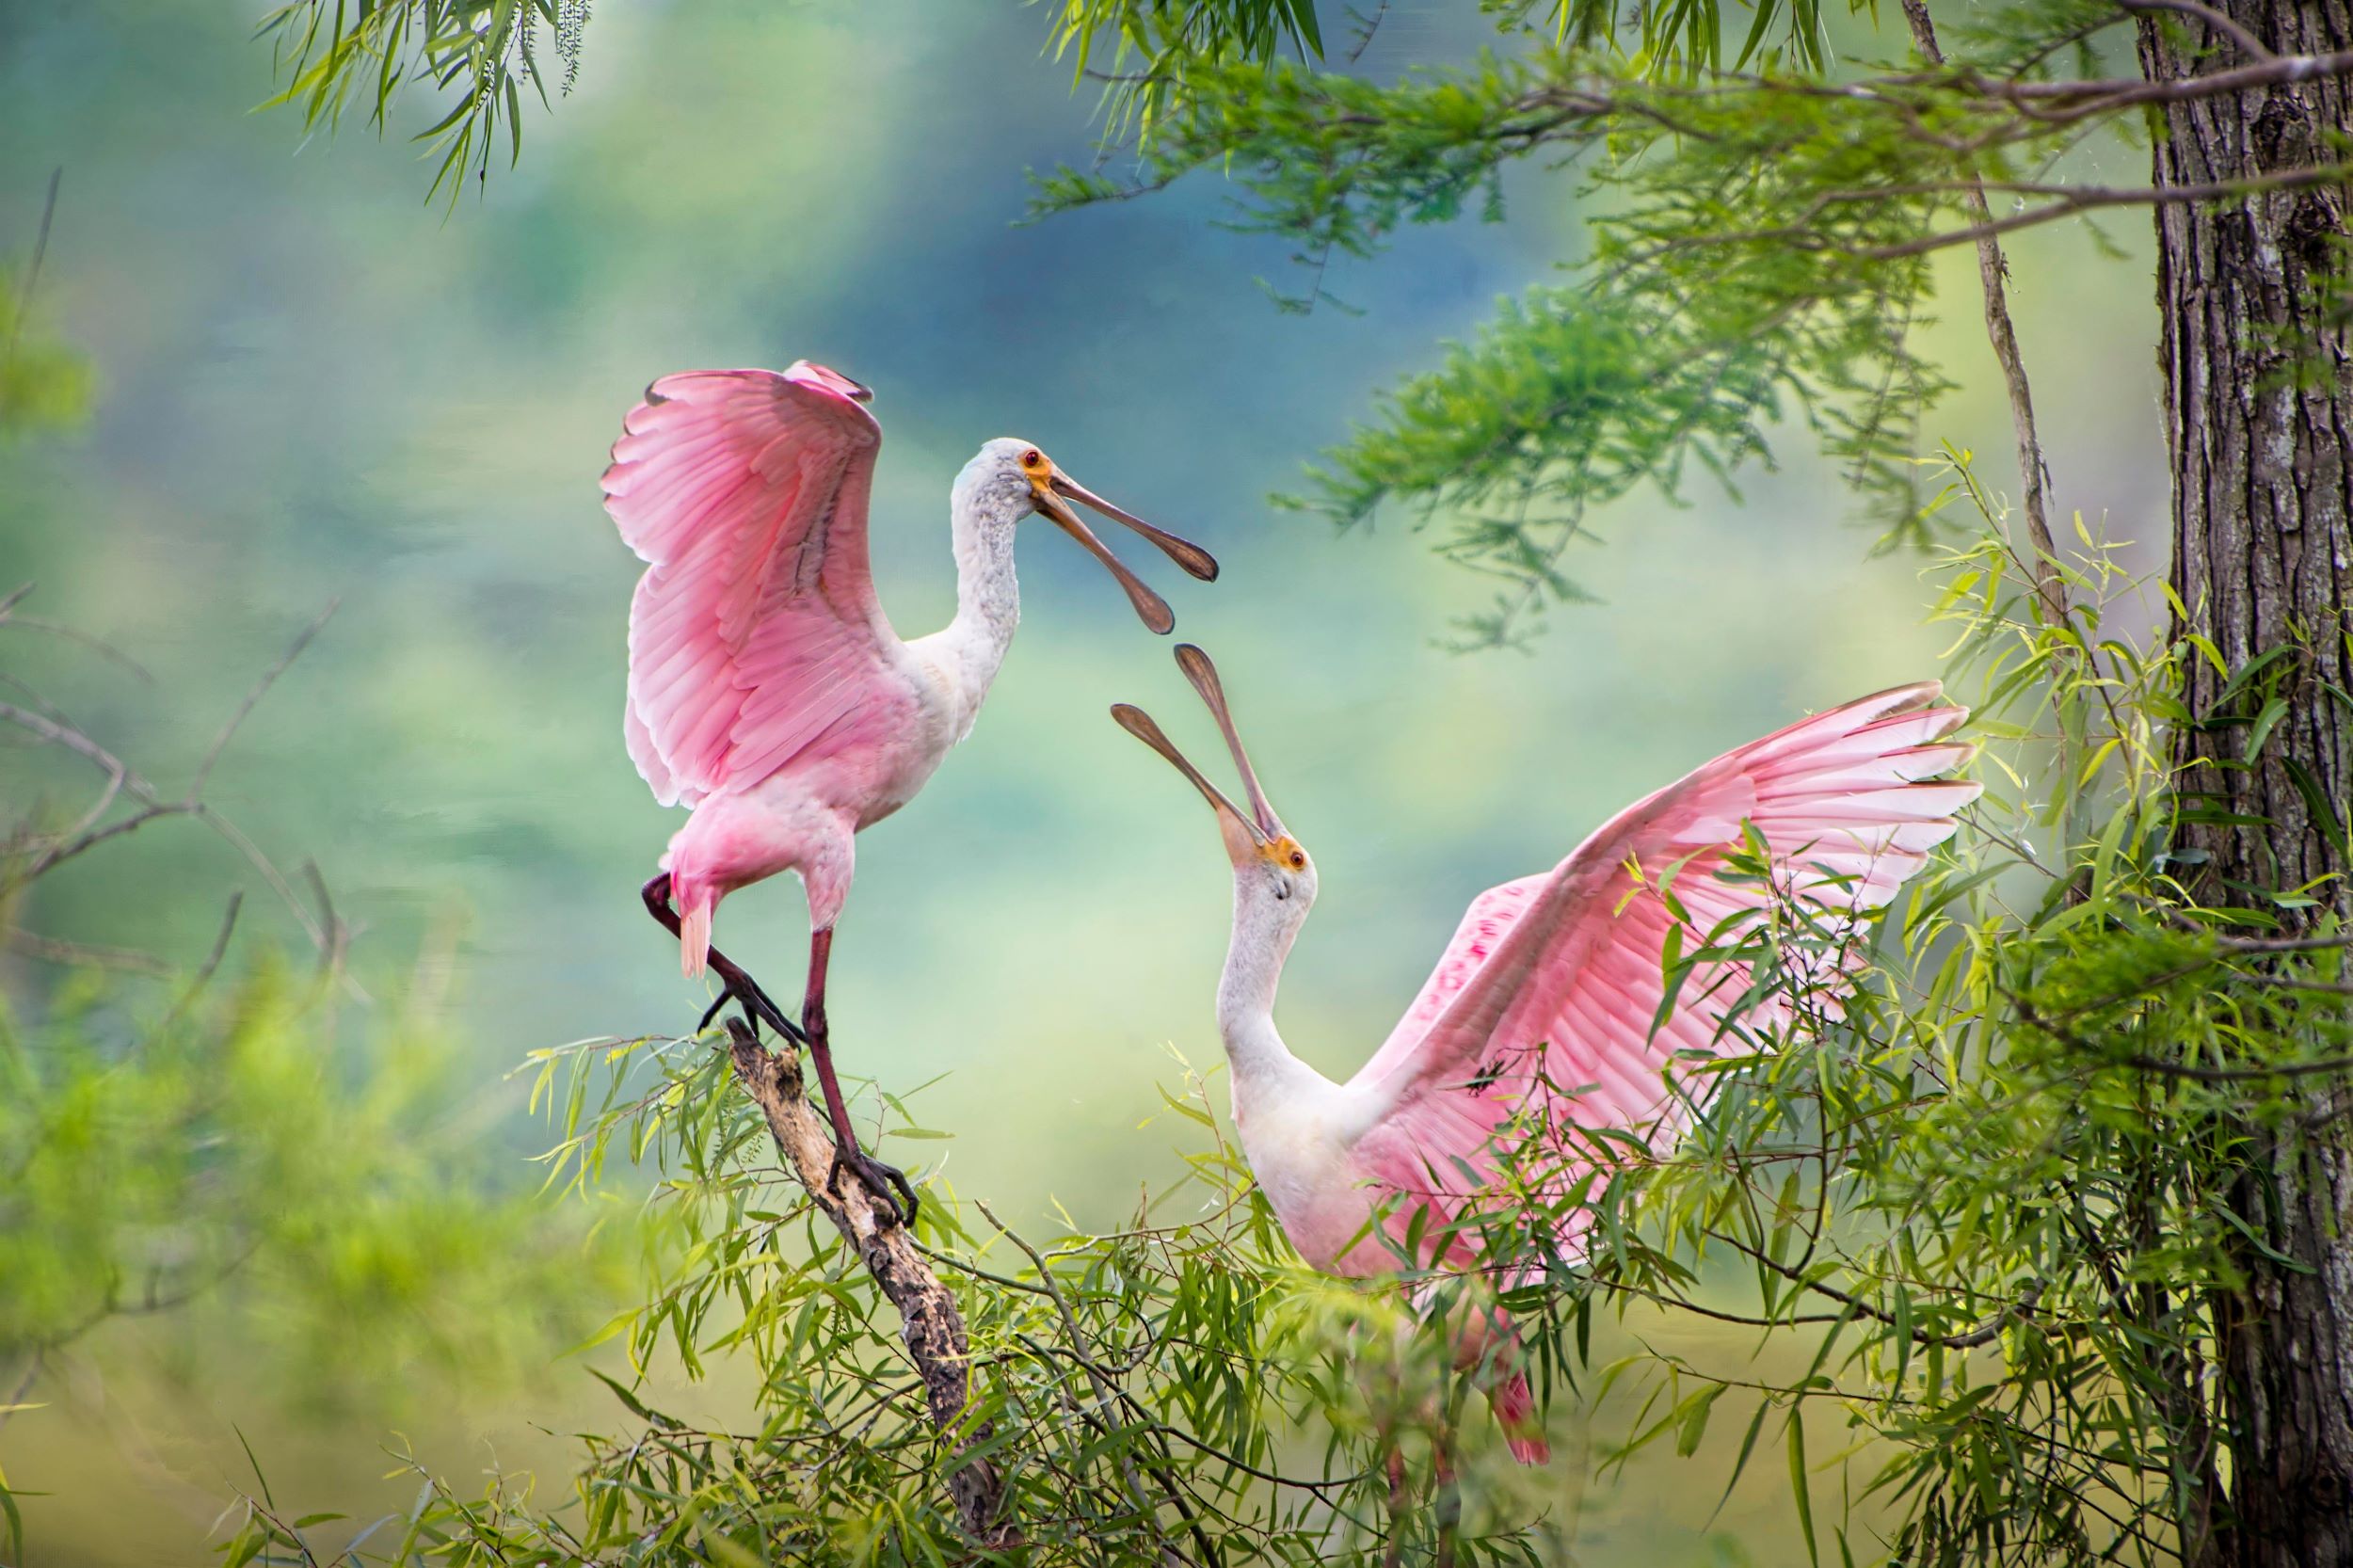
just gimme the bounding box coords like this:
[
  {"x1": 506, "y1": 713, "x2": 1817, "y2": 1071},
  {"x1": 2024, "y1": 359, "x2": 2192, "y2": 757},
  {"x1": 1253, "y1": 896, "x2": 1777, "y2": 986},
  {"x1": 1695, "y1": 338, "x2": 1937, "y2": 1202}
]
[
  {"x1": 698, "y1": 974, "x2": 806, "y2": 1047},
  {"x1": 826, "y1": 1145, "x2": 920, "y2": 1229}
]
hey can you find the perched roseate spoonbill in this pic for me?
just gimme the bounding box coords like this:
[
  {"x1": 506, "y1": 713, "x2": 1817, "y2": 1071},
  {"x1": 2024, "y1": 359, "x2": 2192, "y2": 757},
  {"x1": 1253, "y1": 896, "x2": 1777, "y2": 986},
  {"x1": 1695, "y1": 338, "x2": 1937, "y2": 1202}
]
[
  {"x1": 605, "y1": 361, "x2": 1217, "y2": 1222},
  {"x1": 1113, "y1": 646, "x2": 1976, "y2": 1462}
]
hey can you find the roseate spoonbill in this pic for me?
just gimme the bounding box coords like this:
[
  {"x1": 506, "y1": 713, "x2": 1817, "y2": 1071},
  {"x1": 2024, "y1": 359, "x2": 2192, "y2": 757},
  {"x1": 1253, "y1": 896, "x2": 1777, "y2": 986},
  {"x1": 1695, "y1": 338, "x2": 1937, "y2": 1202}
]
[
  {"x1": 1113, "y1": 646, "x2": 1976, "y2": 1462},
  {"x1": 605, "y1": 361, "x2": 1216, "y2": 1223}
]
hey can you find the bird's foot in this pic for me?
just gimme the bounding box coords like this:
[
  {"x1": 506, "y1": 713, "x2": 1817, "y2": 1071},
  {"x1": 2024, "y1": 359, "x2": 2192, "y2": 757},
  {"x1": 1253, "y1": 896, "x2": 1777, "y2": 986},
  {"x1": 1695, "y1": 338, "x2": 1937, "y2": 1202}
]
[
  {"x1": 699, "y1": 973, "x2": 807, "y2": 1047},
  {"x1": 826, "y1": 1144, "x2": 920, "y2": 1230}
]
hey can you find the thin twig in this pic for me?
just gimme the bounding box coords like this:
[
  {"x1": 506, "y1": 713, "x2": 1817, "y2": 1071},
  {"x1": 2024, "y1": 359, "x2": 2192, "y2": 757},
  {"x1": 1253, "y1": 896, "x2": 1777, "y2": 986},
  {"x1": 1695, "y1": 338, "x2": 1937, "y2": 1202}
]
[
  {"x1": 192, "y1": 600, "x2": 338, "y2": 798},
  {"x1": 979, "y1": 1199, "x2": 1202, "y2": 1568},
  {"x1": 4, "y1": 925, "x2": 175, "y2": 977},
  {"x1": 3, "y1": 168, "x2": 60, "y2": 370},
  {"x1": 166, "y1": 889, "x2": 246, "y2": 1022},
  {"x1": 0, "y1": 700, "x2": 157, "y2": 797},
  {"x1": 299, "y1": 858, "x2": 348, "y2": 986},
  {"x1": 0, "y1": 606, "x2": 346, "y2": 977},
  {"x1": 0, "y1": 1353, "x2": 41, "y2": 1437},
  {"x1": 1703, "y1": 1227, "x2": 2040, "y2": 1350},
  {"x1": 2117, "y1": 0, "x2": 2275, "y2": 60},
  {"x1": 1903, "y1": 1, "x2": 2065, "y2": 632},
  {"x1": 0, "y1": 613, "x2": 154, "y2": 683},
  {"x1": 2011, "y1": 990, "x2": 2353, "y2": 1083},
  {"x1": 1860, "y1": 161, "x2": 2353, "y2": 260}
]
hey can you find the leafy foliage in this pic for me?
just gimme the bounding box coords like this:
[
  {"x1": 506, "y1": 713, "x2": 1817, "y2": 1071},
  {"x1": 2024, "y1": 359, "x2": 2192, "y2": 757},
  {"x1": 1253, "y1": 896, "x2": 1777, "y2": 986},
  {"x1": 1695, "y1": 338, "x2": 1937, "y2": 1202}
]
[
  {"x1": 1033, "y1": 1, "x2": 2350, "y2": 643},
  {"x1": 0, "y1": 959, "x2": 625, "y2": 1413},
  {"x1": 1549, "y1": 475, "x2": 2352, "y2": 1567},
  {"x1": 223, "y1": 1039, "x2": 1566, "y2": 1564},
  {"x1": 0, "y1": 594, "x2": 634, "y2": 1560},
  {"x1": 257, "y1": 0, "x2": 592, "y2": 205},
  {"x1": 1045, "y1": 0, "x2": 1325, "y2": 135}
]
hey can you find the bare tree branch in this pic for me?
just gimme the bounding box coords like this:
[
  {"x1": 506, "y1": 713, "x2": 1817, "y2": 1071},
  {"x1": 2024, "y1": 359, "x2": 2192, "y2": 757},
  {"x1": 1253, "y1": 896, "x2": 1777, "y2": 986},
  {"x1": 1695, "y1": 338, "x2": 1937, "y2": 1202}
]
[
  {"x1": 1903, "y1": 0, "x2": 2066, "y2": 632},
  {"x1": 2, "y1": 596, "x2": 349, "y2": 979},
  {"x1": 165, "y1": 889, "x2": 246, "y2": 1023},
  {"x1": 721, "y1": 1019, "x2": 1013, "y2": 1546},
  {"x1": 1857, "y1": 161, "x2": 2353, "y2": 260},
  {"x1": 5, "y1": 925, "x2": 174, "y2": 976},
  {"x1": 2117, "y1": 0, "x2": 2277, "y2": 61},
  {"x1": 191, "y1": 599, "x2": 337, "y2": 799}
]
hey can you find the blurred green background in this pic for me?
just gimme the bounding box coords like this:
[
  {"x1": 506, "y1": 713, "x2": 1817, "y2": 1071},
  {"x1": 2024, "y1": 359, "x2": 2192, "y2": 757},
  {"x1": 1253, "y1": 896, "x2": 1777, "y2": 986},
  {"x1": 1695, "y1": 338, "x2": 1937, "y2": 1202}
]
[{"x1": 0, "y1": 2, "x2": 2163, "y2": 1561}]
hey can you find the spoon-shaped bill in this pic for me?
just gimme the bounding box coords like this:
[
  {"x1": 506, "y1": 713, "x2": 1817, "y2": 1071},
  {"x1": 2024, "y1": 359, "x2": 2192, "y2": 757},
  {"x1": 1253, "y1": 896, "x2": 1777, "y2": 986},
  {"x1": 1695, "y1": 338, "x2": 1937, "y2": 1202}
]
[
  {"x1": 1111, "y1": 702, "x2": 1261, "y2": 844},
  {"x1": 1172, "y1": 644, "x2": 1282, "y2": 839},
  {"x1": 1035, "y1": 489, "x2": 1178, "y2": 633},
  {"x1": 1050, "y1": 474, "x2": 1220, "y2": 583}
]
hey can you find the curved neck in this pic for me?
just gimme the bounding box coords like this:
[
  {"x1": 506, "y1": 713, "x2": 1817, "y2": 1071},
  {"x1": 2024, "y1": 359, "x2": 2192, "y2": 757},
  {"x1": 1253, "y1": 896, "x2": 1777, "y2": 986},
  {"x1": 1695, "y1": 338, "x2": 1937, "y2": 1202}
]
[
  {"x1": 1217, "y1": 888, "x2": 1305, "y2": 1092},
  {"x1": 931, "y1": 489, "x2": 1023, "y2": 736}
]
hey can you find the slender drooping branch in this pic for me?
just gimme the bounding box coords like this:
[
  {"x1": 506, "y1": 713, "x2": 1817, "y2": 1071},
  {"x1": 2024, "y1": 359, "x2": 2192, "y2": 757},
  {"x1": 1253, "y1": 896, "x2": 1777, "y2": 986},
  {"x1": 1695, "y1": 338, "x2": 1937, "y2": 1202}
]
[
  {"x1": 720, "y1": 1019, "x2": 1011, "y2": 1545},
  {"x1": 1903, "y1": 0, "x2": 2066, "y2": 631}
]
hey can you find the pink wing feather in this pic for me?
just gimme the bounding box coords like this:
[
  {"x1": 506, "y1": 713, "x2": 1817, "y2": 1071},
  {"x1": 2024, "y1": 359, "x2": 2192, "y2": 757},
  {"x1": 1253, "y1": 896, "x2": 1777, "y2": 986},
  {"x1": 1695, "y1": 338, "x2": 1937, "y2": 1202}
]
[
  {"x1": 1348, "y1": 683, "x2": 1979, "y2": 1269},
  {"x1": 602, "y1": 363, "x2": 911, "y2": 807}
]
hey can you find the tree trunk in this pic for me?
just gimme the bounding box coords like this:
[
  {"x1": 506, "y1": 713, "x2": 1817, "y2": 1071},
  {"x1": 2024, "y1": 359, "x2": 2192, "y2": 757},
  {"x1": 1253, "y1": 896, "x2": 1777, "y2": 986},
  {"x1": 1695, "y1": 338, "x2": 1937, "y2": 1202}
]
[{"x1": 2140, "y1": 4, "x2": 2353, "y2": 1564}]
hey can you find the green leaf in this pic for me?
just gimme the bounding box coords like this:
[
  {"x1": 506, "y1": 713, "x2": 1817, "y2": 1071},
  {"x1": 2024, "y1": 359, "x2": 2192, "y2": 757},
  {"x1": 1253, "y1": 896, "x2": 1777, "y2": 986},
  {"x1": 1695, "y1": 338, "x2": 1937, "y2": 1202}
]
[
  {"x1": 1786, "y1": 1412, "x2": 1818, "y2": 1567},
  {"x1": 2283, "y1": 757, "x2": 2352, "y2": 860},
  {"x1": 2244, "y1": 696, "x2": 2289, "y2": 762},
  {"x1": 1675, "y1": 1383, "x2": 1725, "y2": 1457}
]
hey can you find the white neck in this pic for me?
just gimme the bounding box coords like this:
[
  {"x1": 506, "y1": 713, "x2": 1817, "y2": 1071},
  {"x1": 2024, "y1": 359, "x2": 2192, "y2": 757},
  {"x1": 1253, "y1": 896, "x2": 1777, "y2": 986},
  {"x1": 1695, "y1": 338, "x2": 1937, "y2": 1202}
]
[
  {"x1": 925, "y1": 486, "x2": 1024, "y2": 740},
  {"x1": 1216, "y1": 887, "x2": 1312, "y2": 1096}
]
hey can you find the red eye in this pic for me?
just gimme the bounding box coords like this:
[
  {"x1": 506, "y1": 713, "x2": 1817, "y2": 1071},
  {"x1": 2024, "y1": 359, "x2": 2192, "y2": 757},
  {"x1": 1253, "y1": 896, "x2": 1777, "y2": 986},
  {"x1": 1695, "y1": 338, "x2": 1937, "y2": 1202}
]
[
  {"x1": 1021, "y1": 448, "x2": 1044, "y2": 468},
  {"x1": 1289, "y1": 850, "x2": 1306, "y2": 869}
]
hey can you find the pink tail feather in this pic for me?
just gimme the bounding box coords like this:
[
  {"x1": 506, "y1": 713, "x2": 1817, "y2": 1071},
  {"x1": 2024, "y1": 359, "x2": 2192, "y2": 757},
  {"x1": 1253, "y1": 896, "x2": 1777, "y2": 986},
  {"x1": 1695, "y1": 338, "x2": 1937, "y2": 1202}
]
[{"x1": 679, "y1": 889, "x2": 713, "y2": 979}]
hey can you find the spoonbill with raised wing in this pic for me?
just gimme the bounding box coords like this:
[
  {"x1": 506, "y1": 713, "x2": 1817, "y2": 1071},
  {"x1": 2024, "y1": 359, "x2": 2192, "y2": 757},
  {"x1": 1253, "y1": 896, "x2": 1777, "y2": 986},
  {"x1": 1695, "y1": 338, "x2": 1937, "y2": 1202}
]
[
  {"x1": 1113, "y1": 645, "x2": 1975, "y2": 1460},
  {"x1": 606, "y1": 361, "x2": 1217, "y2": 1223}
]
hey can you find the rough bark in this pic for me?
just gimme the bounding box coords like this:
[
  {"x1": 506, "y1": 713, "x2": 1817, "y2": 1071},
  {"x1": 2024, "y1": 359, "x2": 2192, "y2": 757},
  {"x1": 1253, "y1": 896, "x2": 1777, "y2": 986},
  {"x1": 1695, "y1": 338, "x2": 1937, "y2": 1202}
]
[
  {"x1": 2139, "y1": 4, "x2": 2353, "y2": 1564},
  {"x1": 723, "y1": 1019, "x2": 1012, "y2": 1546}
]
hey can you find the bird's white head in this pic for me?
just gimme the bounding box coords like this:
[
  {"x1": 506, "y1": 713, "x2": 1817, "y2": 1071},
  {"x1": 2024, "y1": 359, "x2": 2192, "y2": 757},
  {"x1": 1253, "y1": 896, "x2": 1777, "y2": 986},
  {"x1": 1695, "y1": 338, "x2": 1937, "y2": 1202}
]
[
  {"x1": 1113, "y1": 645, "x2": 1319, "y2": 936},
  {"x1": 954, "y1": 438, "x2": 1219, "y2": 634}
]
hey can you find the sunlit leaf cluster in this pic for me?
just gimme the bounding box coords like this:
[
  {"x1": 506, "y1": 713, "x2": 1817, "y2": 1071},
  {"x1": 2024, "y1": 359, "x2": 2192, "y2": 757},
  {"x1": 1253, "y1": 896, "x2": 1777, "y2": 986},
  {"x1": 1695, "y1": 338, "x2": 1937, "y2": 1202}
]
[
  {"x1": 1499, "y1": 474, "x2": 2353, "y2": 1567},
  {"x1": 1044, "y1": 0, "x2": 1326, "y2": 136},
  {"x1": 1032, "y1": 1, "x2": 2331, "y2": 645},
  {"x1": 216, "y1": 1037, "x2": 1564, "y2": 1563}
]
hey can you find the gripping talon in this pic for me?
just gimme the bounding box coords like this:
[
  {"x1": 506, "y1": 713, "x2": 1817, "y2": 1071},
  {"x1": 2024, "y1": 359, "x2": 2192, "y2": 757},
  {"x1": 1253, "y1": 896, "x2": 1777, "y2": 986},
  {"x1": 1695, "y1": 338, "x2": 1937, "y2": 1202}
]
[
  {"x1": 826, "y1": 1145, "x2": 919, "y2": 1229},
  {"x1": 696, "y1": 974, "x2": 806, "y2": 1048}
]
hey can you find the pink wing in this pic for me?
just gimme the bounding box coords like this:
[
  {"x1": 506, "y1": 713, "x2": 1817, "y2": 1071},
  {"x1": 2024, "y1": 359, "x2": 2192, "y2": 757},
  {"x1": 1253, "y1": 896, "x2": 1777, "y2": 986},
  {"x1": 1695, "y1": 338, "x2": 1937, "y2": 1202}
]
[
  {"x1": 1347, "y1": 683, "x2": 1978, "y2": 1268},
  {"x1": 602, "y1": 362, "x2": 912, "y2": 808}
]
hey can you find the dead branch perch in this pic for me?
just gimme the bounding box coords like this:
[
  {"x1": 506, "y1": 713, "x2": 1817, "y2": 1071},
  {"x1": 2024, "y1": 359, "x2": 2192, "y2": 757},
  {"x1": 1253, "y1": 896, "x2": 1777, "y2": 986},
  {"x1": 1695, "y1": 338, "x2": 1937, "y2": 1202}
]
[{"x1": 720, "y1": 1017, "x2": 1012, "y2": 1546}]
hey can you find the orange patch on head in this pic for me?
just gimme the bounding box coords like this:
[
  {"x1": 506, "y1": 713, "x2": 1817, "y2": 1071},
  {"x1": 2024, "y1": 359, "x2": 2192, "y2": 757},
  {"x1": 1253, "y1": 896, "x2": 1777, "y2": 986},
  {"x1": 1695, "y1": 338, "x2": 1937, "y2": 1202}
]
[
  {"x1": 1019, "y1": 447, "x2": 1053, "y2": 482},
  {"x1": 1259, "y1": 836, "x2": 1308, "y2": 871}
]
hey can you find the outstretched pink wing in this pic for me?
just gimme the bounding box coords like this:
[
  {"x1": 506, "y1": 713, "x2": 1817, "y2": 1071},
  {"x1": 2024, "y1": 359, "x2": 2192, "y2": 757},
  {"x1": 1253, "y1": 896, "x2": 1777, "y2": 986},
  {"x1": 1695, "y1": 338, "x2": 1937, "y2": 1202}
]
[
  {"x1": 1347, "y1": 683, "x2": 1978, "y2": 1267},
  {"x1": 602, "y1": 363, "x2": 912, "y2": 807}
]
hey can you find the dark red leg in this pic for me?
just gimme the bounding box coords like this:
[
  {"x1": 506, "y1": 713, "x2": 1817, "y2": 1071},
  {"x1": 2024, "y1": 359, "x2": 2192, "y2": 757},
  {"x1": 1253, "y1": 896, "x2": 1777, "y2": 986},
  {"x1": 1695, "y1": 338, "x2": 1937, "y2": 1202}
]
[
  {"x1": 640, "y1": 874, "x2": 806, "y2": 1047},
  {"x1": 802, "y1": 927, "x2": 919, "y2": 1228}
]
